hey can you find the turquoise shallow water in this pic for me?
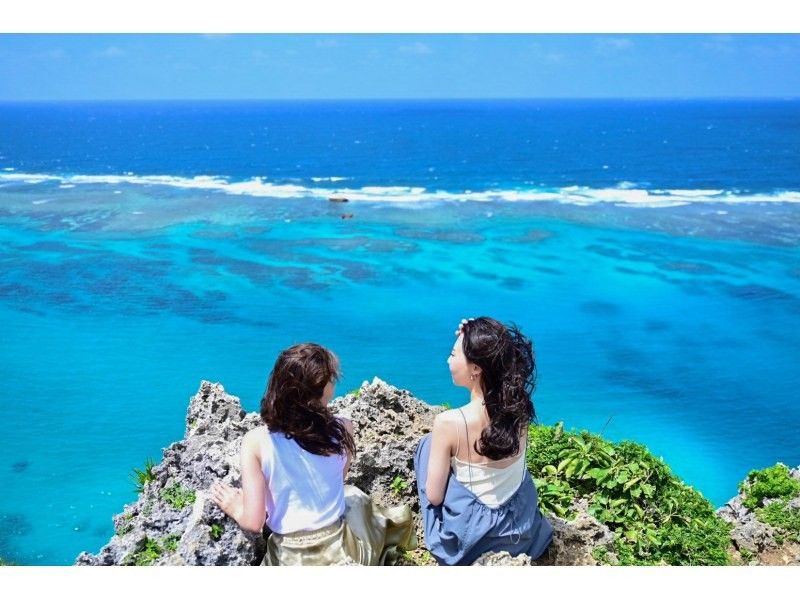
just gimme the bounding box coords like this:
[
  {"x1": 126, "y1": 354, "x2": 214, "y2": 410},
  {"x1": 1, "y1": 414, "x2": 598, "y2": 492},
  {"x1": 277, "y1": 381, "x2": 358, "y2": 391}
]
[{"x1": 1, "y1": 182, "x2": 799, "y2": 564}]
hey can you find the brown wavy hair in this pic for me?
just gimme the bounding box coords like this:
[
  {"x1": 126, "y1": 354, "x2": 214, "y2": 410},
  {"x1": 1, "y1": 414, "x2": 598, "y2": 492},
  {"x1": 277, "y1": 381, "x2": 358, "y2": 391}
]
[
  {"x1": 260, "y1": 343, "x2": 355, "y2": 458},
  {"x1": 460, "y1": 317, "x2": 537, "y2": 461}
]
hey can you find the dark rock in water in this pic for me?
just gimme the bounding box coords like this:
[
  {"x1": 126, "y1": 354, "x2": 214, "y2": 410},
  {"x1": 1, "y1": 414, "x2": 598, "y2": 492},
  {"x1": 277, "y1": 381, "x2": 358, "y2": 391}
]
[
  {"x1": 11, "y1": 461, "x2": 29, "y2": 474},
  {"x1": 580, "y1": 300, "x2": 620, "y2": 316},
  {"x1": 329, "y1": 196, "x2": 349, "y2": 203},
  {"x1": 340, "y1": 213, "x2": 354, "y2": 219}
]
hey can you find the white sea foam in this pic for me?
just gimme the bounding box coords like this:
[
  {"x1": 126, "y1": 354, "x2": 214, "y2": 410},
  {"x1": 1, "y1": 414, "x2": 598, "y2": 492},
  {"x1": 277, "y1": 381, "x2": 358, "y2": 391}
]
[{"x1": 1, "y1": 172, "x2": 799, "y2": 208}]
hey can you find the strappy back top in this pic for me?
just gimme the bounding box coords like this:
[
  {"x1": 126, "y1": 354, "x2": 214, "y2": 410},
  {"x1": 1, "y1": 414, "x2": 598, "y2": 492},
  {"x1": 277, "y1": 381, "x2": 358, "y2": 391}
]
[{"x1": 450, "y1": 408, "x2": 528, "y2": 508}]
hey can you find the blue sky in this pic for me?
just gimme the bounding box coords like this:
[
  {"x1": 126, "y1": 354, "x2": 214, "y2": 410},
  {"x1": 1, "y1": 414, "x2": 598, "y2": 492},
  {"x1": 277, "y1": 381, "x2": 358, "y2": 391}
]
[{"x1": 1, "y1": 34, "x2": 798, "y2": 100}]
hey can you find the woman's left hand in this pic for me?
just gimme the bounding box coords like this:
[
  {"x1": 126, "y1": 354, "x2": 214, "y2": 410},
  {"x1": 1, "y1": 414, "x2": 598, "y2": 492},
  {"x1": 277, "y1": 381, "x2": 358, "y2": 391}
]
[{"x1": 210, "y1": 480, "x2": 243, "y2": 519}]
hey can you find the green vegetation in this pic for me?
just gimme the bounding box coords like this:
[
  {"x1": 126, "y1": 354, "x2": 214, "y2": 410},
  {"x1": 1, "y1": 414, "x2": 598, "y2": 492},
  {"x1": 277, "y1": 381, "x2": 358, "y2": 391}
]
[
  {"x1": 130, "y1": 457, "x2": 156, "y2": 495},
  {"x1": 128, "y1": 537, "x2": 163, "y2": 566},
  {"x1": 390, "y1": 475, "x2": 409, "y2": 496},
  {"x1": 440, "y1": 402, "x2": 451, "y2": 410},
  {"x1": 591, "y1": 546, "x2": 614, "y2": 565},
  {"x1": 401, "y1": 548, "x2": 434, "y2": 566},
  {"x1": 160, "y1": 482, "x2": 196, "y2": 510},
  {"x1": 739, "y1": 463, "x2": 800, "y2": 510},
  {"x1": 209, "y1": 523, "x2": 224, "y2": 541},
  {"x1": 115, "y1": 512, "x2": 134, "y2": 536},
  {"x1": 123, "y1": 533, "x2": 181, "y2": 566},
  {"x1": 527, "y1": 422, "x2": 732, "y2": 565},
  {"x1": 738, "y1": 463, "x2": 800, "y2": 545},
  {"x1": 349, "y1": 388, "x2": 362, "y2": 398},
  {"x1": 161, "y1": 534, "x2": 180, "y2": 553}
]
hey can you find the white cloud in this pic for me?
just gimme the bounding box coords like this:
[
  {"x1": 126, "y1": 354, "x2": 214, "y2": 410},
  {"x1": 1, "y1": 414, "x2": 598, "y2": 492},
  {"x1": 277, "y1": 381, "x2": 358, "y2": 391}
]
[
  {"x1": 97, "y1": 46, "x2": 125, "y2": 58},
  {"x1": 315, "y1": 39, "x2": 340, "y2": 48},
  {"x1": 398, "y1": 42, "x2": 433, "y2": 55},
  {"x1": 701, "y1": 35, "x2": 736, "y2": 54},
  {"x1": 527, "y1": 43, "x2": 568, "y2": 65},
  {"x1": 595, "y1": 37, "x2": 634, "y2": 52},
  {"x1": 39, "y1": 48, "x2": 66, "y2": 60}
]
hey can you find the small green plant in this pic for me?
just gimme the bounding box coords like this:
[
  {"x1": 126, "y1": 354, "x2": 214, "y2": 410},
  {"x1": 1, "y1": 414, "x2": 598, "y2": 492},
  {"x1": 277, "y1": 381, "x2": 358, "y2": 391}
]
[
  {"x1": 591, "y1": 546, "x2": 614, "y2": 565},
  {"x1": 739, "y1": 464, "x2": 800, "y2": 510},
  {"x1": 390, "y1": 475, "x2": 409, "y2": 496},
  {"x1": 160, "y1": 482, "x2": 196, "y2": 510},
  {"x1": 440, "y1": 402, "x2": 451, "y2": 410},
  {"x1": 130, "y1": 457, "x2": 156, "y2": 495},
  {"x1": 161, "y1": 534, "x2": 180, "y2": 553},
  {"x1": 123, "y1": 534, "x2": 181, "y2": 566},
  {"x1": 401, "y1": 548, "x2": 434, "y2": 566},
  {"x1": 738, "y1": 547, "x2": 755, "y2": 564},
  {"x1": 115, "y1": 512, "x2": 134, "y2": 536},
  {"x1": 123, "y1": 537, "x2": 163, "y2": 566},
  {"x1": 209, "y1": 523, "x2": 223, "y2": 541},
  {"x1": 349, "y1": 388, "x2": 362, "y2": 398}
]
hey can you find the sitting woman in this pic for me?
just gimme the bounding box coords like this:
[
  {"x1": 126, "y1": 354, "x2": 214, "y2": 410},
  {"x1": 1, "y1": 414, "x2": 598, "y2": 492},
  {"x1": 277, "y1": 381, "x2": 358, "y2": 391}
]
[
  {"x1": 211, "y1": 342, "x2": 416, "y2": 565},
  {"x1": 414, "y1": 317, "x2": 553, "y2": 565}
]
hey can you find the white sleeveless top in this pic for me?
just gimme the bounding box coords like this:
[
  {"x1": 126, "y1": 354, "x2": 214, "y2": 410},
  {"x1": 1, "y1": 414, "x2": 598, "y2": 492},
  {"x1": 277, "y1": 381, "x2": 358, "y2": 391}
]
[
  {"x1": 450, "y1": 409, "x2": 527, "y2": 508},
  {"x1": 451, "y1": 454, "x2": 527, "y2": 508},
  {"x1": 259, "y1": 424, "x2": 347, "y2": 534}
]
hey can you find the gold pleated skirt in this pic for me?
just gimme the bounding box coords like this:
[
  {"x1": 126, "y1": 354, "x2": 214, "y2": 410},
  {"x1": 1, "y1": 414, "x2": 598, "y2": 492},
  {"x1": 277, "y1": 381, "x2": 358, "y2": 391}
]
[{"x1": 261, "y1": 485, "x2": 417, "y2": 566}]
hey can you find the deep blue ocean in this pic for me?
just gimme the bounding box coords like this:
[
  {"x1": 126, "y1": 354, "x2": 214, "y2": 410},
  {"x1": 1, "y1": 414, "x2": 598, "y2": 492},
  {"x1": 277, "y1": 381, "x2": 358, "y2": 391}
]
[{"x1": 0, "y1": 100, "x2": 798, "y2": 565}]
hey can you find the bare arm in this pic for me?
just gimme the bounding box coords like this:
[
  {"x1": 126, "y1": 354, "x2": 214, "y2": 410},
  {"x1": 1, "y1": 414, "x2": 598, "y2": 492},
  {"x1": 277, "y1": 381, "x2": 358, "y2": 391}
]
[
  {"x1": 210, "y1": 430, "x2": 267, "y2": 533},
  {"x1": 425, "y1": 414, "x2": 455, "y2": 506}
]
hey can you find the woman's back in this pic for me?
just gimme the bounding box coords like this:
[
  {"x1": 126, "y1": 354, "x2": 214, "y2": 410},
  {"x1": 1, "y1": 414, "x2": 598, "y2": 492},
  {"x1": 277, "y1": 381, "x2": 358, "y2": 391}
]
[
  {"x1": 257, "y1": 424, "x2": 347, "y2": 534},
  {"x1": 445, "y1": 405, "x2": 527, "y2": 507}
]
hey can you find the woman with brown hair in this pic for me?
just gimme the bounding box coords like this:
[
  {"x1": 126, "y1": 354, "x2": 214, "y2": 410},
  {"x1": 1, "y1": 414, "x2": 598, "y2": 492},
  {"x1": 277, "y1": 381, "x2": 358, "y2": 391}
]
[{"x1": 210, "y1": 342, "x2": 415, "y2": 565}]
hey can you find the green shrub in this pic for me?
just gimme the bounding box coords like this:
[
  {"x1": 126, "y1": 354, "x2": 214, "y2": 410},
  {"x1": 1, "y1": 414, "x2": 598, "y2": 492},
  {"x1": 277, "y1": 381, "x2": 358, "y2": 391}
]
[
  {"x1": 123, "y1": 537, "x2": 162, "y2": 566},
  {"x1": 123, "y1": 534, "x2": 180, "y2": 566},
  {"x1": 160, "y1": 482, "x2": 196, "y2": 510},
  {"x1": 527, "y1": 421, "x2": 732, "y2": 565},
  {"x1": 130, "y1": 457, "x2": 156, "y2": 495},
  {"x1": 756, "y1": 501, "x2": 800, "y2": 543},
  {"x1": 115, "y1": 512, "x2": 134, "y2": 536},
  {"x1": 161, "y1": 534, "x2": 180, "y2": 553},
  {"x1": 739, "y1": 464, "x2": 800, "y2": 510}
]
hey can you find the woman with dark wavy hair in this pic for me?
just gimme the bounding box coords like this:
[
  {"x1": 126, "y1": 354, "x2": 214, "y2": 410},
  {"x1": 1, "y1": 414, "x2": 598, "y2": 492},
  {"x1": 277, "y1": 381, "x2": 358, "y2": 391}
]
[
  {"x1": 414, "y1": 317, "x2": 553, "y2": 565},
  {"x1": 210, "y1": 343, "x2": 415, "y2": 565}
]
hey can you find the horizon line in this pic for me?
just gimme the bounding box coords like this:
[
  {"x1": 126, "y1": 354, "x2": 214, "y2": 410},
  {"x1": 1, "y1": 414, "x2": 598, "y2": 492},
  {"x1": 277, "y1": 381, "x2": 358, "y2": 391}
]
[{"x1": 1, "y1": 96, "x2": 799, "y2": 103}]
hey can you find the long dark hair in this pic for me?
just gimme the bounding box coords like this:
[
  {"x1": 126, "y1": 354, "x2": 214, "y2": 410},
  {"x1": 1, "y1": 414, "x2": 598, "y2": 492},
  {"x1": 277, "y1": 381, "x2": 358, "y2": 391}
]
[
  {"x1": 460, "y1": 317, "x2": 537, "y2": 460},
  {"x1": 260, "y1": 343, "x2": 355, "y2": 458}
]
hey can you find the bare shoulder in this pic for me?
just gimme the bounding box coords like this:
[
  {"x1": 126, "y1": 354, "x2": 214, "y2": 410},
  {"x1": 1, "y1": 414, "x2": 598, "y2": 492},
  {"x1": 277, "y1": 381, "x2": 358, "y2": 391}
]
[
  {"x1": 338, "y1": 416, "x2": 354, "y2": 433},
  {"x1": 432, "y1": 409, "x2": 460, "y2": 436},
  {"x1": 243, "y1": 426, "x2": 268, "y2": 450},
  {"x1": 435, "y1": 407, "x2": 462, "y2": 424}
]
